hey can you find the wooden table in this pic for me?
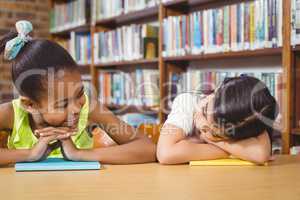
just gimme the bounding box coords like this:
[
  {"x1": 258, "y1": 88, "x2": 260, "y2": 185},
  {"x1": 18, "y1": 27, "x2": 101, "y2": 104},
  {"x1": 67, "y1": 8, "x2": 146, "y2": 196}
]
[{"x1": 1, "y1": 155, "x2": 300, "y2": 200}]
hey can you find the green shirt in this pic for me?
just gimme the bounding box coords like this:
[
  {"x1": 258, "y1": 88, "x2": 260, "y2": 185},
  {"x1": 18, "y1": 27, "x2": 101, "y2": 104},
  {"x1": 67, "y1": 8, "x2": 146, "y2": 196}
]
[{"x1": 8, "y1": 94, "x2": 93, "y2": 158}]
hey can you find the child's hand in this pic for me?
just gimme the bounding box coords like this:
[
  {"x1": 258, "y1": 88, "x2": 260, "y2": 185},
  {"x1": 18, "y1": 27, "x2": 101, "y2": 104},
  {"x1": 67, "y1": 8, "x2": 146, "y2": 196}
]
[
  {"x1": 27, "y1": 132, "x2": 61, "y2": 162},
  {"x1": 60, "y1": 139, "x2": 81, "y2": 161},
  {"x1": 200, "y1": 132, "x2": 226, "y2": 149},
  {"x1": 34, "y1": 127, "x2": 77, "y2": 140},
  {"x1": 27, "y1": 127, "x2": 78, "y2": 162}
]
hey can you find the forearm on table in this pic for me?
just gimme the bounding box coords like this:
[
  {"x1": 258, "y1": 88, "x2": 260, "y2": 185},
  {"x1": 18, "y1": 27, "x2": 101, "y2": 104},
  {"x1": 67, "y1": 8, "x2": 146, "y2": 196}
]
[
  {"x1": 0, "y1": 148, "x2": 30, "y2": 165},
  {"x1": 218, "y1": 137, "x2": 271, "y2": 164},
  {"x1": 76, "y1": 137, "x2": 157, "y2": 164},
  {"x1": 158, "y1": 140, "x2": 229, "y2": 165}
]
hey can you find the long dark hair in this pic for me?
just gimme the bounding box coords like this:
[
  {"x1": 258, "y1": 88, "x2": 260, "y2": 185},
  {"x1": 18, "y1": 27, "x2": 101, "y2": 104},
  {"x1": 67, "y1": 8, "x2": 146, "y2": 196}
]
[
  {"x1": 0, "y1": 31, "x2": 78, "y2": 102},
  {"x1": 213, "y1": 76, "x2": 278, "y2": 140}
]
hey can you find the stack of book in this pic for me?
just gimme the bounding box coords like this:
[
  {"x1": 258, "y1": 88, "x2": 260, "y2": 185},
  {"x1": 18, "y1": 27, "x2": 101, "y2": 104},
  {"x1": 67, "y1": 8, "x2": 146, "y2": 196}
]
[
  {"x1": 56, "y1": 32, "x2": 91, "y2": 65},
  {"x1": 91, "y1": 0, "x2": 160, "y2": 23},
  {"x1": 292, "y1": 0, "x2": 300, "y2": 46},
  {"x1": 98, "y1": 69, "x2": 160, "y2": 107},
  {"x1": 94, "y1": 24, "x2": 159, "y2": 63},
  {"x1": 50, "y1": 0, "x2": 87, "y2": 33},
  {"x1": 163, "y1": 0, "x2": 283, "y2": 57}
]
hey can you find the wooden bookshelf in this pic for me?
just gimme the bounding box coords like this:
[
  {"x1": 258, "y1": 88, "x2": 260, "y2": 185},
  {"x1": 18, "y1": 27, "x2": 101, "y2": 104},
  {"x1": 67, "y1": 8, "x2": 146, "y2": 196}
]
[
  {"x1": 293, "y1": 45, "x2": 300, "y2": 52},
  {"x1": 95, "y1": 58, "x2": 159, "y2": 68},
  {"x1": 95, "y1": 6, "x2": 159, "y2": 27},
  {"x1": 50, "y1": 24, "x2": 90, "y2": 36},
  {"x1": 163, "y1": 48, "x2": 282, "y2": 63},
  {"x1": 292, "y1": 128, "x2": 300, "y2": 135},
  {"x1": 49, "y1": 0, "x2": 296, "y2": 154},
  {"x1": 49, "y1": 0, "x2": 91, "y2": 75},
  {"x1": 105, "y1": 104, "x2": 159, "y2": 115}
]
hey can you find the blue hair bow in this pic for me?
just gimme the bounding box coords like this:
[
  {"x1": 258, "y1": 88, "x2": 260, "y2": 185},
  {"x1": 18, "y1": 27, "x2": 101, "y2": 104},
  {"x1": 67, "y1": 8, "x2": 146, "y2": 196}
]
[{"x1": 4, "y1": 20, "x2": 33, "y2": 60}]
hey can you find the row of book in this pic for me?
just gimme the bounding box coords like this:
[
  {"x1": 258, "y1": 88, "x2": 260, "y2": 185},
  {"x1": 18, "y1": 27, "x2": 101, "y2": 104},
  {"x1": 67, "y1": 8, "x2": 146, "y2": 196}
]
[
  {"x1": 168, "y1": 69, "x2": 283, "y2": 117},
  {"x1": 91, "y1": 0, "x2": 160, "y2": 23},
  {"x1": 98, "y1": 69, "x2": 160, "y2": 107},
  {"x1": 292, "y1": 0, "x2": 300, "y2": 46},
  {"x1": 50, "y1": 0, "x2": 87, "y2": 33},
  {"x1": 94, "y1": 24, "x2": 159, "y2": 64},
  {"x1": 56, "y1": 32, "x2": 92, "y2": 65},
  {"x1": 163, "y1": 0, "x2": 283, "y2": 57}
]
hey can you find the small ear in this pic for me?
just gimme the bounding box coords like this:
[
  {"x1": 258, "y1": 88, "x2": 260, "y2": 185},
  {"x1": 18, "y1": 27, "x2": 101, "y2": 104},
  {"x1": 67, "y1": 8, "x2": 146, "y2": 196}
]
[{"x1": 20, "y1": 96, "x2": 39, "y2": 114}]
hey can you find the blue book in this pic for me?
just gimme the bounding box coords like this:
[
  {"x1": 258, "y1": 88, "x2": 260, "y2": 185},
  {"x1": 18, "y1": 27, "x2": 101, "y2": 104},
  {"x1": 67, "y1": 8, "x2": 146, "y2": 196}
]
[{"x1": 15, "y1": 158, "x2": 101, "y2": 172}]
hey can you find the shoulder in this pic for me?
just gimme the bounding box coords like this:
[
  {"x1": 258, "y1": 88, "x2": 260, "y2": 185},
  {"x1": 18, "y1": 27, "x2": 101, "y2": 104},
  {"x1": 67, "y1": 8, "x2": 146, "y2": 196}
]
[
  {"x1": 0, "y1": 102, "x2": 14, "y2": 131},
  {"x1": 171, "y1": 93, "x2": 199, "y2": 111}
]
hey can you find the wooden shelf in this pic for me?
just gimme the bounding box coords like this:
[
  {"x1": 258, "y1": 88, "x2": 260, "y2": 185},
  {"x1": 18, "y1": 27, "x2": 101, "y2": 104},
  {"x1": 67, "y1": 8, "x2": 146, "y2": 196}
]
[
  {"x1": 77, "y1": 64, "x2": 90, "y2": 74},
  {"x1": 163, "y1": 48, "x2": 282, "y2": 62},
  {"x1": 50, "y1": 24, "x2": 90, "y2": 36},
  {"x1": 293, "y1": 45, "x2": 300, "y2": 52},
  {"x1": 95, "y1": 6, "x2": 159, "y2": 27},
  {"x1": 163, "y1": 0, "x2": 237, "y2": 9},
  {"x1": 292, "y1": 128, "x2": 300, "y2": 135},
  {"x1": 95, "y1": 58, "x2": 159, "y2": 67},
  {"x1": 105, "y1": 104, "x2": 159, "y2": 114}
]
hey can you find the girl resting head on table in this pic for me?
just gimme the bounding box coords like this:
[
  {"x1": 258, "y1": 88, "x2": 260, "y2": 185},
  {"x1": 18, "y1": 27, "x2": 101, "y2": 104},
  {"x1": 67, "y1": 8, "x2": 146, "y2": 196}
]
[
  {"x1": 157, "y1": 75, "x2": 278, "y2": 165},
  {"x1": 0, "y1": 21, "x2": 156, "y2": 166}
]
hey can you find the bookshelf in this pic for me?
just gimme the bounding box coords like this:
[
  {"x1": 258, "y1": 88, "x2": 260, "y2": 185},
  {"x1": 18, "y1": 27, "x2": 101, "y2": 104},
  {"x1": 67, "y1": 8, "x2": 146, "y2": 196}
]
[
  {"x1": 94, "y1": 6, "x2": 159, "y2": 27},
  {"x1": 95, "y1": 58, "x2": 159, "y2": 68},
  {"x1": 49, "y1": 0, "x2": 297, "y2": 154},
  {"x1": 49, "y1": 0, "x2": 91, "y2": 75}
]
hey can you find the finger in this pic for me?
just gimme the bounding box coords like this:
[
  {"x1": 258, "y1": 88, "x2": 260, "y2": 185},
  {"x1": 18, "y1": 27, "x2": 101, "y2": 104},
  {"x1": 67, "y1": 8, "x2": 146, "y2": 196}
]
[
  {"x1": 36, "y1": 127, "x2": 77, "y2": 134},
  {"x1": 38, "y1": 130, "x2": 66, "y2": 137},
  {"x1": 39, "y1": 135, "x2": 58, "y2": 144},
  {"x1": 35, "y1": 127, "x2": 56, "y2": 133},
  {"x1": 56, "y1": 133, "x2": 72, "y2": 140},
  {"x1": 56, "y1": 127, "x2": 78, "y2": 132}
]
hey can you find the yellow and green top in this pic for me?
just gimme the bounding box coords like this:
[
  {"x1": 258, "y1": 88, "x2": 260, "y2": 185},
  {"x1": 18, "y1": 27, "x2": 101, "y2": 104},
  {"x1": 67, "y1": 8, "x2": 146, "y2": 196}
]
[{"x1": 7, "y1": 94, "x2": 93, "y2": 158}]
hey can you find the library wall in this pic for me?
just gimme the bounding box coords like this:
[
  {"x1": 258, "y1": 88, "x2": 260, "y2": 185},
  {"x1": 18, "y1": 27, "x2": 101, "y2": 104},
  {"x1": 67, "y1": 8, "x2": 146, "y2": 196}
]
[{"x1": 0, "y1": 0, "x2": 50, "y2": 103}]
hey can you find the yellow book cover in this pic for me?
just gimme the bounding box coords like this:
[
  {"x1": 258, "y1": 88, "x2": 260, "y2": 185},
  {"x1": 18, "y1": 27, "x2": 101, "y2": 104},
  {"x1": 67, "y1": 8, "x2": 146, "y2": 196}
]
[
  {"x1": 190, "y1": 159, "x2": 268, "y2": 166},
  {"x1": 249, "y1": 1, "x2": 255, "y2": 47}
]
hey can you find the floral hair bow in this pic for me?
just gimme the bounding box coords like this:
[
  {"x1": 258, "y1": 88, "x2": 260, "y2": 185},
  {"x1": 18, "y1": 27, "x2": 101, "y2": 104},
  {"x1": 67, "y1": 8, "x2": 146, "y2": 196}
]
[{"x1": 4, "y1": 20, "x2": 33, "y2": 60}]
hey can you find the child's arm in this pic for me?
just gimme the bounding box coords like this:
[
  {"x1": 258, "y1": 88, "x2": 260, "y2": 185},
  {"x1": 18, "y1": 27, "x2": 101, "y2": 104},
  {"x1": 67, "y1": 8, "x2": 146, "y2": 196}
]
[
  {"x1": 0, "y1": 103, "x2": 72, "y2": 165},
  {"x1": 60, "y1": 102, "x2": 156, "y2": 164},
  {"x1": 202, "y1": 131, "x2": 271, "y2": 164},
  {"x1": 156, "y1": 124, "x2": 229, "y2": 165},
  {"x1": 0, "y1": 103, "x2": 30, "y2": 165}
]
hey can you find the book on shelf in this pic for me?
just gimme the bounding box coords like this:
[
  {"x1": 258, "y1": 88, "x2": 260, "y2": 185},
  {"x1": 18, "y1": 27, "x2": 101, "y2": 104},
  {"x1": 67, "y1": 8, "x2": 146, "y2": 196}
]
[
  {"x1": 168, "y1": 68, "x2": 283, "y2": 124},
  {"x1": 118, "y1": 113, "x2": 159, "y2": 128},
  {"x1": 162, "y1": 0, "x2": 283, "y2": 57},
  {"x1": 50, "y1": 0, "x2": 89, "y2": 33},
  {"x1": 91, "y1": 0, "x2": 160, "y2": 23},
  {"x1": 56, "y1": 32, "x2": 92, "y2": 65},
  {"x1": 94, "y1": 23, "x2": 159, "y2": 63},
  {"x1": 98, "y1": 69, "x2": 160, "y2": 107},
  {"x1": 82, "y1": 74, "x2": 93, "y2": 99},
  {"x1": 292, "y1": 0, "x2": 300, "y2": 46}
]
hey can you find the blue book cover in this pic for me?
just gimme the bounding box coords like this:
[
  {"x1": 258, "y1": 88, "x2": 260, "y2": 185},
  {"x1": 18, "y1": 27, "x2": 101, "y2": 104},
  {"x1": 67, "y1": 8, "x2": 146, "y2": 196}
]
[
  {"x1": 15, "y1": 158, "x2": 101, "y2": 172},
  {"x1": 194, "y1": 13, "x2": 201, "y2": 50}
]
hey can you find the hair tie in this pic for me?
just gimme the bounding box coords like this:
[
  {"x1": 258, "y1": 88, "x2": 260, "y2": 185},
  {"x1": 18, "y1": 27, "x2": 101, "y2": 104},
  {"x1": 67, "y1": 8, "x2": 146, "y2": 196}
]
[{"x1": 4, "y1": 20, "x2": 33, "y2": 60}]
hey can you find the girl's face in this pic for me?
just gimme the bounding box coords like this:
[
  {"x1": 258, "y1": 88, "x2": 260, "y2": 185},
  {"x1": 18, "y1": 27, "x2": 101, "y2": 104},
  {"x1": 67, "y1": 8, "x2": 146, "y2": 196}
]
[
  {"x1": 194, "y1": 94, "x2": 228, "y2": 142},
  {"x1": 30, "y1": 70, "x2": 86, "y2": 129}
]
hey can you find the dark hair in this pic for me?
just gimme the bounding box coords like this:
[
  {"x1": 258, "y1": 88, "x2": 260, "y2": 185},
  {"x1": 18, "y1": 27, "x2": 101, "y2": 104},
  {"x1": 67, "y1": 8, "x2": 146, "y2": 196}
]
[
  {"x1": 213, "y1": 76, "x2": 278, "y2": 140},
  {"x1": 0, "y1": 31, "x2": 78, "y2": 102}
]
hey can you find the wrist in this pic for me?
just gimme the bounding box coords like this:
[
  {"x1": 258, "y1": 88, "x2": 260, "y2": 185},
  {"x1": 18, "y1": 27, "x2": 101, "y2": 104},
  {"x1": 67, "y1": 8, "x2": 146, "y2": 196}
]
[{"x1": 26, "y1": 149, "x2": 38, "y2": 162}]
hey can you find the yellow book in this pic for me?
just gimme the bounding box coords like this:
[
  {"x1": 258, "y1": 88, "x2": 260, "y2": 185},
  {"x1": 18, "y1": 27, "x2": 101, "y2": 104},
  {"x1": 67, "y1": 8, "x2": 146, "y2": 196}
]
[{"x1": 190, "y1": 159, "x2": 268, "y2": 166}]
